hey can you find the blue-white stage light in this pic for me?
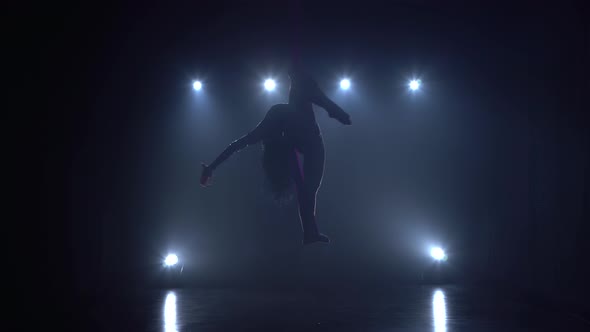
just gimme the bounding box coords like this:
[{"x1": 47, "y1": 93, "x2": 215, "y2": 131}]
[
  {"x1": 431, "y1": 247, "x2": 446, "y2": 261},
  {"x1": 193, "y1": 81, "x2": 203, "y2": 91},
  {"x1": 164, "y1": 254, "x2": 179, "y2": 267},
  {"x1": 340, "y1": 78, "x2": 351, "y2": 90},
  {"x1": 409, "y1": 79, "x2": 421, "y2": 91},
  {"x1": 264, "y1": 78, "x2": 276, "y2": 91}
]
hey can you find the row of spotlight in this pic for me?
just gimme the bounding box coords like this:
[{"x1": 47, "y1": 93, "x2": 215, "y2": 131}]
[{"x1": 192, "y1": 78, "x2": 422, "y2": 92}]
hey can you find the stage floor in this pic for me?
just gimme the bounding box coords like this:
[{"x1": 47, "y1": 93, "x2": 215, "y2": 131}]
[{"x1": 82, "y1": 284, "x2": 589, "y2": 331}]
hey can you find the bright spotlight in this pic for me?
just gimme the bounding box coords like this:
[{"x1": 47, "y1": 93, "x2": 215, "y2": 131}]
[
  {"x1": 264, "y1": 78, "x2": 276, "y2": 91},
  {"x1": 340, "y1": 78, "x2": 351, "y2": 90},
  {"x1": 409, "y1": 79, "x2": 421, "y2": 91},
  {"x1": 431, "y1": 247, "x2": 446, "y2": 261},
  {"x1": 164, "y1": 254, "x2": 179, "y2": 267},
  {"x1": 193, "y1": 81, "x2": 202, "y2": 91}
]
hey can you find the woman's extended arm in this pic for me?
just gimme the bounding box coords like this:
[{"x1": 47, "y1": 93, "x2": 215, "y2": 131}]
[
  {"x1": 308, "y1": 81, "x2": 352, "y2": 125},
  {"x1": 200, "y1": 107, "x2": 276, "y2": 187}
]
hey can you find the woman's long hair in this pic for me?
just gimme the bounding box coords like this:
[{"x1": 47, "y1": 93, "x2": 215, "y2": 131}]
[
  {"x1": 261, "y1": 132, "x2": 294, "y2": 202},
  {"x1": 261, "y1": 68, "x2": 316, "y2": 202}
]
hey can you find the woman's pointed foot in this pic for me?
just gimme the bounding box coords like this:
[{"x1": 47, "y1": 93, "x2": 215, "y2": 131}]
[{"x1": 303, "y1": 233, "x2": 330, "y2": 245}]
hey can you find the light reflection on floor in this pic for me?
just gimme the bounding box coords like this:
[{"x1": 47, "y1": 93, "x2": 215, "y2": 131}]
[
  {"x1": 160, "y1": 288, "x2": 450, "y2": 332},
  {"x1": 153, "y1": 286, "x2": 589, "y2": 332},
  {"x1": 432, "y1": 289, "x2": 447, "y2": 332},
  {"x1": 163, "y1": 292, "x2": 177, "y2": 332}
]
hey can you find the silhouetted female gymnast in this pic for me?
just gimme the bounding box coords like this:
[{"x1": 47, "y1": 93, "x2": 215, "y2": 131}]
[{"x1": 200, "y1": 70, "x2": 351, "y2": 245}]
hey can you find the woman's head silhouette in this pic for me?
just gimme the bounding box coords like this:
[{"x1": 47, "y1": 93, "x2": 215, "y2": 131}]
[{"x1": 288, "y1": 65, "x2": 318, "y2": 106}]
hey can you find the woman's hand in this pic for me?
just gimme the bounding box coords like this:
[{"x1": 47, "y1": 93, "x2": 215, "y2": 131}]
[
  {"x1": 200, "y1": 163, "x2": 213, "y2": 187},
  {"x1": 329, "y1": 108, "x2": 352, "y2": 125}
]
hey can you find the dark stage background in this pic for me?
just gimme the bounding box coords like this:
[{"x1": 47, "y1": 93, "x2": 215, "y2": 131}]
[{"x1": 38, "y1": 0, "x2": 588, "y2": 327}]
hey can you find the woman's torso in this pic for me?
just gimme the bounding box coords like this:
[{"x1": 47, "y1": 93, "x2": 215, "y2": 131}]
[{"x1": 274, "y1": 103, "x2": 321, "y2": 140}]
